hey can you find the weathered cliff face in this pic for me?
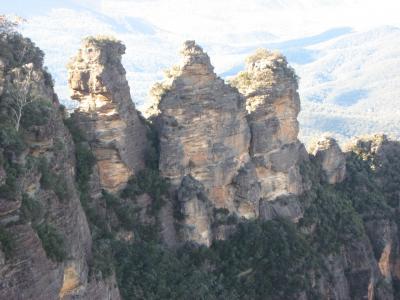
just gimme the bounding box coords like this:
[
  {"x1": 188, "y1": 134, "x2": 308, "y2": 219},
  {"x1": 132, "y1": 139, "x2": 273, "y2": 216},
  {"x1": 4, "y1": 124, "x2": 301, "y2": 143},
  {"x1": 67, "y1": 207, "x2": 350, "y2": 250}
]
[
  {"x1": 68, "y1": 37, "x2": 147, "y2": 193},
  {"x1": 153, "y1": 41, "x2": 250, "y2": 208},
  {"x1": 2, "y1": 30, "x2": 400, "y2": 300},
  {"x1": 312, "y1": 136, "x2": 346, "y2": 184},
  {"x1": 231, "y1": 49, "x2": 307, "y2": 203},
  {"x1": 305, "y1": 134, "x2": 400, "y2": 300},
  {"x1": 349, "y1": 135, "x2": 400, "y2": 295},
  {"x1": 149, "y1": 43, "x2": 312, "y2": 244},
  {"x1": 149, "y1": 41, "x2": 252, "y2": 244},
  {"x1": 0, "y1": 33, "x2": 120, "y2": 300}
]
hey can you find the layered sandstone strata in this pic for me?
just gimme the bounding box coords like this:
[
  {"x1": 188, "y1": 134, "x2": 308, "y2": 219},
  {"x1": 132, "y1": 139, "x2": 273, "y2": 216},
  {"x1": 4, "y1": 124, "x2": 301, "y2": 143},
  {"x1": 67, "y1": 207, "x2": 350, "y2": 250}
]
[
  {"x1": 231, "y1": 49, "x2": 307, "y2": 210},
  {"x1": 151, "y1": 41, "x2": 251, "y2": 210},
  {"x1": 68, "y1": 37, "x2": 147, "y2": 193},
  {"x1": 312, "y1": 136, "x2": 346, "y2": 184}
]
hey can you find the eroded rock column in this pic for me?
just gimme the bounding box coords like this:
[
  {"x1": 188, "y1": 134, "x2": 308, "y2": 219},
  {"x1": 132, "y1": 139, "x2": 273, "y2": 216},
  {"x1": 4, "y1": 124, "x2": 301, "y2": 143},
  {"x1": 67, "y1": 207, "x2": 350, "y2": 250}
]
[
  {"x1": 231, "y1": 49, "x2": 308, "y2": 218},
  {"x1": 151, "y1": 41, "x2": 251, "y2": 211},
  {"x1": 68, "y1": 38, "x2": 147, "y2": 193}
]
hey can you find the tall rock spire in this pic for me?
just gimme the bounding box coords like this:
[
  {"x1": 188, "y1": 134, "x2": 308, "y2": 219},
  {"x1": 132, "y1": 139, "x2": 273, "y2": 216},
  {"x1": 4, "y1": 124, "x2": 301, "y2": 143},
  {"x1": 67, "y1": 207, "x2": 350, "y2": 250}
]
[
  {"x1": 151, "y1": 41, "x2": 251, "y2": 245},
  {"x1": 153, "y1": 40, "x2": 250, "y2": 208},
  {"x1": 232, "y1": 49, "x2": 308, "y2": 211},
  {"x1": 68, "y1": 37, "x2": 148, "y2": 193}
]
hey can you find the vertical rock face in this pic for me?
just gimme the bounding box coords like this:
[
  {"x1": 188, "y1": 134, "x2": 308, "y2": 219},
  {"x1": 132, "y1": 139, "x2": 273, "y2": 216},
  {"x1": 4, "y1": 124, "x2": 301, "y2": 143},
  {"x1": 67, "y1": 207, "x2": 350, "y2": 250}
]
[
  {"x1": 231, "y1": 49, "x2": 307, "y2": 216},
  {"x1": 312, "y1": 136, "x2": 346, "y2": 184},
  {"x1": 68, "y1": 37, "x2": 147, "y2": 193},
  {"x1": 150, "y1": 41, "x2": 251, "y2": 244},
  {"x1": 0, "y1": 34, "x2": 120, "y2": 299},
  {"x1": 177, "y1": 175, "x2": 213, "y2": 246},
  {"x1": 151, "y1": 43, "x2": 311, "y2": 244},
  {"x1": 152, "y1": 41, "x2": 251, "y2": 210}
]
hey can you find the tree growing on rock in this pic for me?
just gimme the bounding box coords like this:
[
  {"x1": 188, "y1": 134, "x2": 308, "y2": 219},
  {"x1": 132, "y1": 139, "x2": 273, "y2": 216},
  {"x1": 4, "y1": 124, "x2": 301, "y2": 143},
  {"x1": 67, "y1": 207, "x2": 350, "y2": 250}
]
[
  {"x1": 0, "y1": 15, "x2": 25, "y2": 35},
  {"x1": 5, "y1": 63, "x2": 36, "y2": 131}
]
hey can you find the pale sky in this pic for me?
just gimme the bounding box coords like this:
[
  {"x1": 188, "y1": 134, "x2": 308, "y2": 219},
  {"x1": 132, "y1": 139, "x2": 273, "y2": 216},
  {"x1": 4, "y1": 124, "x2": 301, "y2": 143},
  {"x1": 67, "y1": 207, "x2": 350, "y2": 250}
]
[
  {"x1": 4, "y1": 0, "x2": 400, "y2": 40},
  {"x1": 3, "y1": 0, "x2": 400, "y2": 142}
]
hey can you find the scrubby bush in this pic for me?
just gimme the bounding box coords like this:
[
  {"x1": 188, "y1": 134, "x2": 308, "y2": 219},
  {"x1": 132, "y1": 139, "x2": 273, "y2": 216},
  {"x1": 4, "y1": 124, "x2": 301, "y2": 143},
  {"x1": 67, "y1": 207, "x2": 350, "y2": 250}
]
[
  {"x1": 90, "y1": 238, "x2": 114, "y2": 279},
  {"x1": 0, "y1": 226, "x2": 15, "y2": 259},
  {"x1": 20, "y1": 193, "x2": 42, "y2": 224},
  {"x1": 0, "y1": 154, "x2": 22, "y2": 200},
  {"x1": 0, "y1": 124, "x2": 25, "y2": 154},
  {"x1": 20, "y1": 99, "x2": 52, "y2": 128},
  {"x1": 0, "y1": 31, "x2": 44, "y2": 69},
  {"x1": 35, "y1": 223, "x2": 66, "y2": 262},
  {"x1": 38, "y1": 157, "x2": 53, "y2": 189},
  {"x1": 300, "y1": 184, "x2": 364, "y2": 254},
  {"x1": 121, "y1": 169, "x2": 169, "y2": 214},
  {"x1": 113, "y1": 219, "x2": 319, "y2": 300},
  {"x1": 54, "y1": 176, "x2": 70, "y2": 202}
]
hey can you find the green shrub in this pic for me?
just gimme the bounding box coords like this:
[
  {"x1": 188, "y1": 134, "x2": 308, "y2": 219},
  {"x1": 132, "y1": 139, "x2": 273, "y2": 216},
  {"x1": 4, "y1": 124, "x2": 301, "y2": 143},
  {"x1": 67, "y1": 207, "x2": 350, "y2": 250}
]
[
  {"x1": 38, "y1": 157, "x2": 53, "y2": 189},
  {"x1": 0, "y1": 33, "x2": 44, "y2": 69},
  {"x1": 54, "y1": 176, "x2": 69, "y2": 202},
  {"x1": 121, "y1": 169, "x2": 169, "y2": 214},
  {"x1": 63, "y1": 116, "x2": 86, "y2": 143},
  {"x1": 339, "y1": 152, "x2": 392, "y2": 217},
  {"x1": 75, "y1": 144, "x2": 95, "y2": 192},
  {"x1": 0, "y1": 124, "x2": 25, "y2": 154},
  {"x1": 0, "y1": 226, "x2": 15, "y2": 259},
  {"x1": 20, "y1": 193, "x2": 42, "y2": 223},
  {"x1": 0, "y1": 157, "x2": 21, "y2": 200},
  {"x1": 300, "y1": 185, "x2": 364, "y2": 254},
  {"x1": 90, "y1": 238, "x2": 114, "y2": 280},
  {"x1": 35, "y1": 223, "x2": 66, "y2": 262},
  {"x1": 20, "y1": 99, "x2": 52, "y2": 129},
  {"x1": 113, "y1": 219, "x2": 319, "y2": 300}
]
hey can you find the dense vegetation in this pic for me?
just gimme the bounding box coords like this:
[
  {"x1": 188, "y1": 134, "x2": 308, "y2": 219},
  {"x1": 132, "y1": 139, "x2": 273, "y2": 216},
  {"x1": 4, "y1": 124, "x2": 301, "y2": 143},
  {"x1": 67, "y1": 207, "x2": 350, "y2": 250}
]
[
  {"x1": 35, "y1": 223, "x2": 67, "y2": 262},
  {"x1": 114, "y1": 219, "x2": 319, "y2": 300},
  {"x1": 107, "y1": 136, "x2": 400, "y2": 299},
  {"x1": 62, "y1": 107, "x2": 400, "y2": 299},
  {"x1": 3, "y1": 23, "x2": 399, "y2": 299}
]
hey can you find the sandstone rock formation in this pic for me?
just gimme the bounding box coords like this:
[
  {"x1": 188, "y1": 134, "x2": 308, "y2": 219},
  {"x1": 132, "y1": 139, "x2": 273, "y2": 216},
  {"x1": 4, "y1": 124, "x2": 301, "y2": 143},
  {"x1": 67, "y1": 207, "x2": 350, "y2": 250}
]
[
  {"x1": 68, "y1": 37, "x2": 147, "y2": 193},
  {"x1": 149, "y1": 43, "x2": 312, "y2": 244},
  {"x1": 231, "y1": 49, "x2": 308, "y2": 219},
  {"x1": 0, "y1": 33, "x2": 120, "y2": 299},
  {"x1": 151, "y1": 41, "x2": 251, "y2": 210},
  {"x1": 177, "y1": 175, "x2": 213, "y2": 246},
  {"x1": 312, "y1": 136, "x2": 346, "y2": 184}
]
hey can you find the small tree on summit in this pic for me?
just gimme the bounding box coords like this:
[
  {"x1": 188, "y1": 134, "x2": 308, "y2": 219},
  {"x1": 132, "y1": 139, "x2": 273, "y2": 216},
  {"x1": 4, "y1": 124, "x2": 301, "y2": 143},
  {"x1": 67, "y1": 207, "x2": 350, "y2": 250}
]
[{"x1": 0, "y1": 15, "x2": 25, "y2": 35}]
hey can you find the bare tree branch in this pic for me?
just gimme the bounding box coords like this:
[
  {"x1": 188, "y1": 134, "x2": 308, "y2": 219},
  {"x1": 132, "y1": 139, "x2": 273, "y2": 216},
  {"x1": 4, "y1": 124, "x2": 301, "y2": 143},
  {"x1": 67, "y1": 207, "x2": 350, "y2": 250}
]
[{"x1": 5, "y1": 64, "x2": 36, "y2": 131}]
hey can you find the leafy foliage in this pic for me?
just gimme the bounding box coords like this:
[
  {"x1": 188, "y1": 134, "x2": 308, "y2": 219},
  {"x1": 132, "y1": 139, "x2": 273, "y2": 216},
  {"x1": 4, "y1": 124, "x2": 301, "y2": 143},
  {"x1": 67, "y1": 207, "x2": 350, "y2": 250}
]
[
  {"x1": 0, "y1": 31, "x2": 44, "y2": 70},
  {"x1": 121, "y1": 169, "x2": 169, "y2": 214},
  {"x1": 20, "y1": 99, "x2": 52, "y2": 128},
  {"x1": 38, "y1": 156, "x2": 70, "y2": 202},
  {"x1": 35, "y1": 223, "x2": 66, "y2": 262},
  {"x1": 0, "y1": 127, "x2": 24, "y2": 200},
  {"x1": 0, "y1": 226, "x2": 15, "y2": 259},
  {"x1": 20, "y1": 193, "x2": 42, "y2": 224},
  {"x1": 113, "y1": 219, "x2": 319, "y2": 300}
]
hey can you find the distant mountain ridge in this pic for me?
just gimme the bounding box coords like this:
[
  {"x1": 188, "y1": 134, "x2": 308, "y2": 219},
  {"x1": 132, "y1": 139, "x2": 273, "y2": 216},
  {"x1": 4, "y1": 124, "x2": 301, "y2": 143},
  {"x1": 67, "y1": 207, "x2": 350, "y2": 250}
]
[{"x1": 17, "y1": 6, "x2": 400, "y2": 144}]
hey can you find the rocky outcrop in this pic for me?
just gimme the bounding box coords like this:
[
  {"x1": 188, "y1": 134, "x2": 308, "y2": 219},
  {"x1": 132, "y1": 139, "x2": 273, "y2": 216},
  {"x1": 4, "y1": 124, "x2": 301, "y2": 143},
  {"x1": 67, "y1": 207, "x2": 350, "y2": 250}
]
[
  {"x1": 0, "y1": 33, "x2": 120, "y2": 300},
  {"x1": 149, "y1": 44, "x2": 312, "y2": 244},
  {"x1": 312, "y1": 136, "x2": 346, "y2": 184},
  {"x1": 68, "y1": 37, "x2": 147, "y2": 193},
  {"x1": 149, "y1": 41, "x2": 253, "y2": 244},
  {"x1": 231, "y1": 49, "x2": 308, "y2": 219},
  {"x1": 177, "y1": 175, "x2": 213, "y2": 246},
  {"x1": 151, "y1": 41, "x2": 250, "y2": 210},
  {"x1": 231, "y1": 49, "x2": 308, "y2": 221}
]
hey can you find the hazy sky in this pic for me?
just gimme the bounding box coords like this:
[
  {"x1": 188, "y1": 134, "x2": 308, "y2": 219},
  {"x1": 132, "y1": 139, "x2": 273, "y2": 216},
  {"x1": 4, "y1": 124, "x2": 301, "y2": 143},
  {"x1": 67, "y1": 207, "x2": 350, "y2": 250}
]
[
  {"x1": 3, "y1": 0, "x2": 400, "y2": 142},
  {"x1": 3, "y1": 0, "x2": 400, "y2": 108},
  {"x1": 4, "y1": 0, "x2": 400, "y2": 40}
]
